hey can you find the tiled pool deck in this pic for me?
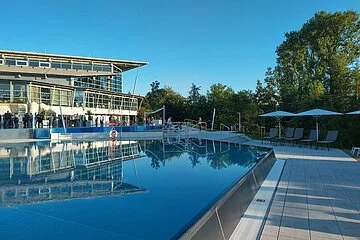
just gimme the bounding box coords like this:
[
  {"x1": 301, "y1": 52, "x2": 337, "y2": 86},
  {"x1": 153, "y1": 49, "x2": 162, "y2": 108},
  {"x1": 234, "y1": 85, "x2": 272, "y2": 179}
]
[{"x1": 245, "y1": 141, "x2": 360, "y2": 240}]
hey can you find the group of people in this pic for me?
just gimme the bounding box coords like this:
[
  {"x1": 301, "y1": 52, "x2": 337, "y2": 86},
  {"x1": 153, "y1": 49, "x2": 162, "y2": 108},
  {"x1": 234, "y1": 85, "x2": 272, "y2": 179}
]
[
  {"x1": 0, "y1": 111, "x2": 20, "y2": 129},
  {"x1": 0, "y1": 111, "x2": 45, "y2": 129}
]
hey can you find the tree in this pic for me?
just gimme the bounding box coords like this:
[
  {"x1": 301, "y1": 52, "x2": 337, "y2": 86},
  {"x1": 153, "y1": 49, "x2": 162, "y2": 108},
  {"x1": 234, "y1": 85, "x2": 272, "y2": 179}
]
[
  {"x1": 275, "y1": 11, "x2": 360, "y2": 112},
  {"x1": 187, "y1": 83, "x2": 201, "y2": 104},
  {"x1": 150, "y1": 80, "x2": 160, "y2": 93},
  {"x1": 256, "y1": 68, "x2": 279, "y2": 113},
  {"x1": 207, "y1": 83, "x2": 235, "y2": 127}
]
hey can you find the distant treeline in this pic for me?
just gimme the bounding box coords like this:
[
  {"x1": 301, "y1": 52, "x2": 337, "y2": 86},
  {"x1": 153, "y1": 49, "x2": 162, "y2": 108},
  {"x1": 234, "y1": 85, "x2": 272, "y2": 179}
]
[{"x1": 139, "y1": 11, "x2": 360, "y2": 148}]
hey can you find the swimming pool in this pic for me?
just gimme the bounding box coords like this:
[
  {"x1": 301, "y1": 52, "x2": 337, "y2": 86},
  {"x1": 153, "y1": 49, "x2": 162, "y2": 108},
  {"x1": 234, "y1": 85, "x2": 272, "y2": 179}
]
[{"x1": 0, "y1": 139, "x2": 273, "y2": 239}]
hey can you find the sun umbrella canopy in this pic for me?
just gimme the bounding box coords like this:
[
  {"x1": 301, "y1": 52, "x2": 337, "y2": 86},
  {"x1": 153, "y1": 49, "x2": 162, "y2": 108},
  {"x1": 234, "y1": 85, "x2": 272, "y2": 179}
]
[
  {"x1": 259, "y1": 111, "x2": 295, "y2": 138},
  {"x1": 296, "y1": 108, "x2": 342, "y2": 117},
  {"x1": 347, "y1": 109, "x2": 360, "y2": 115},
  {"x1": 296, "y1": 108, "x2": 342, "y2": 142},
  {"x1": 259, "y1": 111, "x2": 296, "y2": 117}
]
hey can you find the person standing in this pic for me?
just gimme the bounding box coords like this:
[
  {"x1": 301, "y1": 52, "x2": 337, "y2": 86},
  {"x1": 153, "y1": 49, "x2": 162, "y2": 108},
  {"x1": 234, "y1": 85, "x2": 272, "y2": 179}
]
[
  {"x1": 4, "y1": 111, "x2": 10, "y2": 129},
  {"x1": 49, "y1": 114, "x2": 53, "y2": 128},
  {"x1": 29, "y1": 113, "x2": 34, "y2": 128},
  {"x1": 34, "y1": 113, "x2": 38, "y2": 128},
  {"x1": 24, "y1": 113, "x2": 30, "y2": 128},
  {"x1": 167, "y1": 117, "x2": 172, "y2": 128},
  {"x1": 197, "y1": 117, "x2": 202, "y2": 131},
  {"x1": 14, "y1": 113, "x2": 19, "y2": 128}
]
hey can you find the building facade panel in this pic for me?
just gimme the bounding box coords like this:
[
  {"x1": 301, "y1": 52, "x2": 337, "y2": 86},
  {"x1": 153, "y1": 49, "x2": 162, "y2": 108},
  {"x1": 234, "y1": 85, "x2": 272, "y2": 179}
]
[{"x1": 0, "y1": 50, "x2": 146, "y2": 127}]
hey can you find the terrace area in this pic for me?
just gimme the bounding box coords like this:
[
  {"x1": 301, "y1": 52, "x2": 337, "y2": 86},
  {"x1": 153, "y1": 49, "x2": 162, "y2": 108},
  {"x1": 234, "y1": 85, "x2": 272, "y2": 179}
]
[{"x1": 241, "y1": 140, "x2": 360, "y2": 240}]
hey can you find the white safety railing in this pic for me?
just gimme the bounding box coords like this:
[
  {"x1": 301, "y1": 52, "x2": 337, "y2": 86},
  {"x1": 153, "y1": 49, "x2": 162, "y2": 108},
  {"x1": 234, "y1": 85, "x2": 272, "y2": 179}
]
[{"x1": 220, "y1": 123, "x2": 231, "y2": 142}]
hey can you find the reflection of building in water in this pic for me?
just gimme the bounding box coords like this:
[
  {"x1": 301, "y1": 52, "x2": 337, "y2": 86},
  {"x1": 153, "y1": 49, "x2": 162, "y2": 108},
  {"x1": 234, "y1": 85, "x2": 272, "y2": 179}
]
[{"x1": 0, "y1": 141, "x2": 145, "y2": 207}]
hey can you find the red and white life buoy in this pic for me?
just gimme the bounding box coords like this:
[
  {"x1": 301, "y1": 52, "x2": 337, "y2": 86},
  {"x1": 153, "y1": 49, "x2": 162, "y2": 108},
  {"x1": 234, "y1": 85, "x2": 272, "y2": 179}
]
[{"x1": 109, "y1": 128, "x2": 118, "y2": 141}]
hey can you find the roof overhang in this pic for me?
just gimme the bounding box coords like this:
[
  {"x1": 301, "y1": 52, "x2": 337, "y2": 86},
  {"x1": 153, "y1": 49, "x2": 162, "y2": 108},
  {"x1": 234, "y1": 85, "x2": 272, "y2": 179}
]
[{"x1": 0, "y1": 50, "x2": 148, "y2": 72}]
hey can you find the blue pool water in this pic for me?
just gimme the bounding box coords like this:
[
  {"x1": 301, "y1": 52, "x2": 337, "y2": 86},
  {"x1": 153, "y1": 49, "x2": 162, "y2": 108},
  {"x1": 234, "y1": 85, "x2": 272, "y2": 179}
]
[{"x1": 0, "y1": 139, "x2": 270, "y2": 240}]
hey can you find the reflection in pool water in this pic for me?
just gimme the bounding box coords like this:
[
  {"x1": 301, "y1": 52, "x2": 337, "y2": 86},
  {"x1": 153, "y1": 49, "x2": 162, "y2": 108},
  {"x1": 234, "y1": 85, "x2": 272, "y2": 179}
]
[
  {"x1": 0, "y1": 139, "x2": 270, "y2": 239},
  {"x1": 0, "y1": 140, "x2": 144, "y2": 206}
]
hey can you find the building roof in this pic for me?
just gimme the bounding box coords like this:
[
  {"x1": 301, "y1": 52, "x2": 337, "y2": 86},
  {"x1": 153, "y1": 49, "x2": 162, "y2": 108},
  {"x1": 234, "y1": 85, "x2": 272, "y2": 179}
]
[{"x1": 0, "y1": 50, "x2": 148, "y2": 72}]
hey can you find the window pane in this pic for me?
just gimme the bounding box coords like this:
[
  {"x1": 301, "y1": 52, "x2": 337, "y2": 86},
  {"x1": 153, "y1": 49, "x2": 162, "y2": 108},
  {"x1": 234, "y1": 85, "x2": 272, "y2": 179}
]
[
  {"x1": 29, "y1": 60, "x2": 39, "y2": 67},
  {"x1": 83, "y1": 64, "x2": 92, "y2": 71},
  {"x1": 52, "y1": 61, "x2": 61, "y2": 68},
  {"x1": 61, "y1": 62, "x2": 71, "y2": 69},
  {"x1": 74, "y1": 91, "x2": 84, "y2": 107},
  {"x1": 73, "y1": 63, "x2": 82, "y2": 70},
  {"x1": 0, "y1": 83, "x2": 10, "y2": 102},
  {"x1": 103, "y1": 65, "x2": 111, "y2": 72},
  {"x1": 41, "y1": 88, "x2": 51, "y2": 105},
  {"x1": 52, "y1": 89, "x2": 60, "y2": 105},
  {"x1": 6, "y1": 58, "x2": 16, "y2": 65},
  {"x1": 39, "y1": 62, "x2": 50, "y2": 68},
  {"x1": 16, "y1": 60, "x2": 28, "y2": 66},
  {"x1": 31, "y1": 86, "x2": 40, "y2": 104},
  {"x1": 93, "y1": 65, "x2": 102, "y2": 71},
  {"x1": 13, "y1": 83, "x2": 26, "y2": 103}
]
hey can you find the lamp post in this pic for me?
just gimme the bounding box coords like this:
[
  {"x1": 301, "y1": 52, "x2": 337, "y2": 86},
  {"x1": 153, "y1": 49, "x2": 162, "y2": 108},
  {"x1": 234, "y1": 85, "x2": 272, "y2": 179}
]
[{"x1": 237, "y1": 112, "x2": 241, "y2": 132}]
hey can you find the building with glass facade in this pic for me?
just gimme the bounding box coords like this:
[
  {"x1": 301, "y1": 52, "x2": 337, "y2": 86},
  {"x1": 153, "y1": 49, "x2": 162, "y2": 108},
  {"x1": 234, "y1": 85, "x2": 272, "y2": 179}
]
[{"x1": 0, "y1": 50, "x2": 147, "y2": 125}]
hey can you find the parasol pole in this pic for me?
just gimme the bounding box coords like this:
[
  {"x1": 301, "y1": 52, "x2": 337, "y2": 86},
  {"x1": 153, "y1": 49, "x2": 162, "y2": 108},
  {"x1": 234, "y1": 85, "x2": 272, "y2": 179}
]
[
  {"x1": 278, "y1": 117, "x2": 281, "y2": 139},
  {"x1": 315, "y1": 116, "x2": 319, "y2": 142}
]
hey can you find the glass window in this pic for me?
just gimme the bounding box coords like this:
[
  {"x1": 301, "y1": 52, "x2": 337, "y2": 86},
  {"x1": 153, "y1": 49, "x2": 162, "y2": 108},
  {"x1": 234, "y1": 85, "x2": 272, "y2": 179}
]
[
  {"x1": 112, "y1": 74, "x2": 122, "y2": 93},
  {"x1": 40, "y1": 88, "x2": 51, "y2": 105},
  {"x1": 31, "y1": 86, "x2": 40, "y2": 104},
  {"x1": 13, "y1": 83, "x2": 26, "y2": 103},
  {"x1": 29, "y1": 60, "x2": 39, "y2": 67},
  {"x1": 0, "y1": 83, "x2": 10, "y2": 102},
  {"x1": 52, "y1": 89, "x2": 60, "y2": 105},
  {"x1": 74, "y1": 91, "x2": 84, "y2": 107},
  {"x1": 103, "y1": 65, "x2": 111, "y2": 72},
  {"x1": 100, "y1": 76, "x2": 107, "y2": 90},
  {"x1": 86, "y1": 93, "x2": 94, "y2": 108},
  {"x1": 39, "y1": 62, "x2": 51, "y2": 68},
  {"x1": 72, "y1": 63, "x2": 82, "y2": 70},
  {"x1": 83, "y1": 64, "x2": 92, "y2": 71},
  {"x1": 60, "y1": 90, "x2": 70, "y2": 106},
  {"x1": 93, "y1": 64, "x2": 102, "y2": 71},
  {"x1": 16, "y1": 60, "x2": 28, "y2": 66},
  {"x1": 6, "y1": 58, "x2": 16, "y2": 66},
  {"x1": 61, "y1": 62, "x2": 72, "y2": 69},
  {"x1": 51, "y1": 61, "x2": 61, "y2": 68}
]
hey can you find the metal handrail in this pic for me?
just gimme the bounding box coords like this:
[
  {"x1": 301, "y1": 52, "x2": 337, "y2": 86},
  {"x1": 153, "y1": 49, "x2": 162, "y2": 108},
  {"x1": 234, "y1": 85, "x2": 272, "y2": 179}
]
[
  {"x1": 220, "y1": 123, "x2": 231, "y2": 142},
  {"x1": 220, "y1": 123, "x2": 230, "y2": 132}
]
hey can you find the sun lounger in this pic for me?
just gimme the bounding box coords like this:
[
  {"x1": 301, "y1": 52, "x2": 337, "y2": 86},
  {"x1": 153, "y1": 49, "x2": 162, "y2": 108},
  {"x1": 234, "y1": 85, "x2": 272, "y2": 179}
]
[
  {"x1": 275, "y1": 128, "x2": 294, "y2": 145},
  {"x1": 316, "y1": 130, "x2": 339, "y2": 150},
  {"x1": 262, "y1": 128, "x2": 278, "y2": 143},
  {"x1": 283, "y1": 128, "x2": 304, "y2": 145},
  {"x1": 351, "y1": 147, "x2": 360, "y2": 157},
  {"x1": 300, "y1": 130, "x2": 319, "y2": 148}
]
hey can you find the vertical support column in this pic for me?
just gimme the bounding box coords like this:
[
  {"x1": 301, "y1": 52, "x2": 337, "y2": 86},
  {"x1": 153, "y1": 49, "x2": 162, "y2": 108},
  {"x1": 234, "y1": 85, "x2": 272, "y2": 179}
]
[
  {"x1": 72, "y1": 89, "x2": 76, "y2": 107},
  {"x1": 83, "y1": 91, "x2": 87, "y2": 108},
  {"x1": 70, "y1": 77, "x2": 75, "y2": 87},
  {"x1": 107, "y1": 77, "x2": 111, "y2": 92},
  {"x1": 9, "y1": 81, "x2": 13, "y2": 102}
]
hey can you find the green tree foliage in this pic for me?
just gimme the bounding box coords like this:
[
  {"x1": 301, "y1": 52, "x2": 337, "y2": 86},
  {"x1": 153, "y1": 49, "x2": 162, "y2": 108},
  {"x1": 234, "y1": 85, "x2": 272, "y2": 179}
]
[
  {"x1": 275, "y1": 11, "x2": 360, "y2": 112},
  {"x1": 142, "y1": 11, "x2": 359, "y2": 147},
  {"x1": 142, "y1": 81, "x2": 185, "y2": 122}
]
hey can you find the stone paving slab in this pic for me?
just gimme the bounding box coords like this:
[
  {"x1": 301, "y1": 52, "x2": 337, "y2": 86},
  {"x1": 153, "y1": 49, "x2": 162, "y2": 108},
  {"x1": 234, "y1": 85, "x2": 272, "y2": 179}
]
[{"x1": 252, "y1": 140, "x2": 360, "y2": 240}]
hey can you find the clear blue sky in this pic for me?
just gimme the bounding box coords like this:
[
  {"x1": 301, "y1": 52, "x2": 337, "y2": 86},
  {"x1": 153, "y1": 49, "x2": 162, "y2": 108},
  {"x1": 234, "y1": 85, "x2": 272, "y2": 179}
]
[{"x1": 0, "y1": 0, "x2": 359, "y2": 96}]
